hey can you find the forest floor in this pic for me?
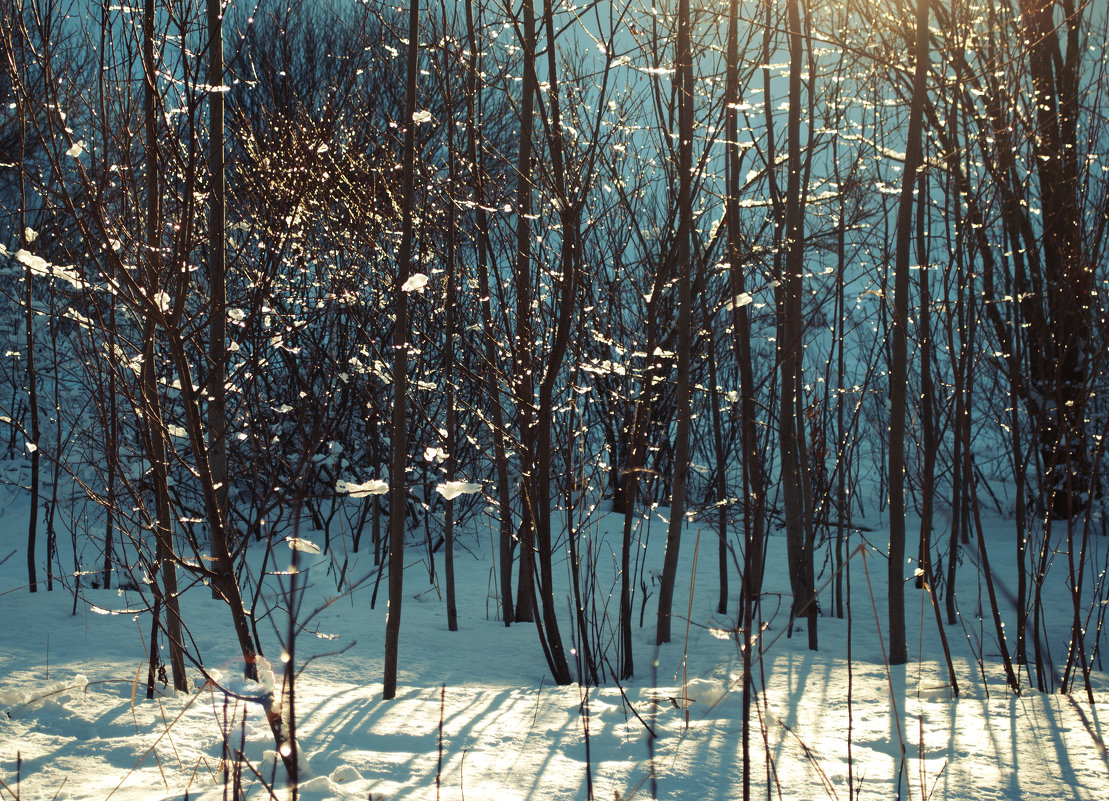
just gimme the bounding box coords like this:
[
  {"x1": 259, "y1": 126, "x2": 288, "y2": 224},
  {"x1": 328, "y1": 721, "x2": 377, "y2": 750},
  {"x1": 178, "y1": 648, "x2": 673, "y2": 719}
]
[{"x1": 1, "y1": 492, "x2": 1108, "y2": 800}]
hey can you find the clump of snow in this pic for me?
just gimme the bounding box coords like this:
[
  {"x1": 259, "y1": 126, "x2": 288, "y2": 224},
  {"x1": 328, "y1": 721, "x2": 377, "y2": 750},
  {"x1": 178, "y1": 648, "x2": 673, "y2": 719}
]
[
  {"x1": 217, "y1": 657, "x2": 277, "y2": 709},
  {"x1": 262, "y1": 746, "x2": 314, "y2": 781},
  {"x1": 13, "y1": 249, "x2": 85, "y2": 289},
  {"x1": 335, "y1": 478, "x2": 388, "y2": 497},
  {"x1": 723, "y1": 292, "x2": 753, "y2": 311},
  {"x1": 1, "y1": 674, "x2": 89, "y2": 717},
  {"x1": 435, "y1": 480, "x2": 482, "y2": 500},
  {"x1": 286, "y1": 536, "x2": 321, "y2": 554},
  {"x1": 330, "y1": 764, "x2": 363, "y2": 783},
  {"x1": 401, "y1": 272, "x2": 429, "y2": 293},
  {"x1": 678, "y1": 676, "x2": 731, "y2": 711}
]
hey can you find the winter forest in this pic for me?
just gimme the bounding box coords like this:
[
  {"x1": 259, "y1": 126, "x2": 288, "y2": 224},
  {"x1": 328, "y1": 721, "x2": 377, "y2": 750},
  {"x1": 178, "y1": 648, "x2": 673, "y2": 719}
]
[{"x1": 1, "y1": 0, "x2": 1108, "y2": 798}]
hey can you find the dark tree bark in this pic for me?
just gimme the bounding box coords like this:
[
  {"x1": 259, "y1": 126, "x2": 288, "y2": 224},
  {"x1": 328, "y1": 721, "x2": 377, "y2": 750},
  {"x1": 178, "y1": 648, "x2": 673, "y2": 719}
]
[
  {"x1": 616, "y1": 259, "x2": 671, "y2": 676},
  {"x1": 138, "y1": 322, "x2": 188, "y2": 695},
  {"x1": 916, "y1": 171, "x2": 959, "y2": 696}
]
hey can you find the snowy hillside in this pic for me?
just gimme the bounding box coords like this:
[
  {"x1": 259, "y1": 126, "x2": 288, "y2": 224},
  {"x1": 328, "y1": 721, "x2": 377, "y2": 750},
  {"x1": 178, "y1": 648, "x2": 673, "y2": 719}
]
[{"x1": 2, "y1": 499, "x2": 1106, "y2": 800}]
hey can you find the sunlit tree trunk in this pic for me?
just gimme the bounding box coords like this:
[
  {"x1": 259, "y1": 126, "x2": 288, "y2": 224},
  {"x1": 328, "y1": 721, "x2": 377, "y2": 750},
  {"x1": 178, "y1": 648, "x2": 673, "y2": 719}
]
[
  {"x1": 524, "y1": 0, "x2": 579, "y2": 685},
  {"x1": 206, "y1": 0, "x2": 230, "y2": 577},
  {"x1": 780, "y1": 0, "x2": 815, "y2": 650},
  {"x1": 700, "y1": 305, "x2": 728, "y2": 616},
  {"x1": 1018, "y1": 0, "x2": 1090, "y2": 518},
  {"x1": 656, "y1": 0, "x2": 693, "y2": 646},
  {"x1": 725, "y1": 0, "x2": 764, "y2": 792},
  {"x1": 463, "y1": 0, "x2": 515, "y2": 626},
  {"x1": 887, "y1": 0, "x2": 931, "y2": 667},
  {"x1": 18, "y1": 104, "x2": 39, "y2": 595},
  {"x1": 384, "y1": 0, "x2": 421, "y2": 701},
  {"x1": 437, "y1": 4, "x2": 458, "y2": 632},
  {"x1": 511, "y1": 0, "x2": 539, "y2": 626},
  {"x1": 143, "y1": 0, "x2": 187, "y2": 691}
]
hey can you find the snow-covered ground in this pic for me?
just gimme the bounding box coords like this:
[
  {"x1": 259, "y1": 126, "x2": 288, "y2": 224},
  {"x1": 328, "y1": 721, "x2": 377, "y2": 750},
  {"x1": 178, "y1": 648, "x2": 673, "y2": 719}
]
[{"x1": 1, "y1": 494, "x2": 1108, "y2": 800}]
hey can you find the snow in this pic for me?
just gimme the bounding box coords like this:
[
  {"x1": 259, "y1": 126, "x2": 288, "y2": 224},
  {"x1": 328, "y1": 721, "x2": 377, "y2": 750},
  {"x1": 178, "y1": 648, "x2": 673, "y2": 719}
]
[{"x1": 0, "y1": 499, "x2": 1107, "y2": 800}]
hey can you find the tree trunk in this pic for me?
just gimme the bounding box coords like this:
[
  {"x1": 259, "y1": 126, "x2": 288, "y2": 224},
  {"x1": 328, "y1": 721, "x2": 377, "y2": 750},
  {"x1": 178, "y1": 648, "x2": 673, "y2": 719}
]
[
  {"x1": 439, "y1": 18, "x2": 459, "y2": 633},
  {"x1": 103, "y1": 297, "x2": 118, "y2": 590},
  {"x1": 1019, "y1": 0, "x2": 1090, "y2": 518},
  {"x1": 781, "y1": 0, "x2": 816, "y2": 649},
  {"x1": 206, "y1": 0, "x2": 230, "y2": 576},
  {"x1": 656, "y1": 0, "x2": 693, "y2": 646},
  {"x1": 17, "y1": 102, "x2": 38, "y2": 594},
  {"x1": 511, "y1": 0, "x2": 539, "y2": 627},
  {"x1": 726, "y1": 2, "x2": 763, "y2": 791},
  {"x1": 463, "y1": 0, "x2": 514, "y2": 626},
  {"x1": 525, "y1": 0, "x2": 579, "y2": 685},
  {"x1": 384, "y1": 0, "x2": 422, "y2": 701},
  {"x1": 143, "y1": 0, "x2": 187, "y2": 691},
  {"x1": 139, "y1": 326, "x2": 189, "y2": 693},
  {"x1": 703, "y1": 315, "x2": 728, "y2": 616},
  {"x1": 886, "y1": 0, "x2": 931, "y2": 667}
]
